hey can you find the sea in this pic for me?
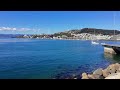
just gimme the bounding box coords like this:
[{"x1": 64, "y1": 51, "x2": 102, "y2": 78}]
[{"x1": 0, "y1": 38, "x2": 120, "y2": 79}]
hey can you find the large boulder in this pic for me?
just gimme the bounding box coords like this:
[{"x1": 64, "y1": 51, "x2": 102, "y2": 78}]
[
  {"x1": 105, "y1": 72, "x2": 120, "y2": 79},
  {"x1": 114, "y1": 63, "x2": 120, "y2": 73},
  {"x1": 102, "y1": 69, "x2": 110, "y2": 78},
  {"x1": 92, "y1": 68, "x2": 103, "y2": 79},
  {"x1": 106, "y1": 64, "x2": 116, "y2": 74},
  {"x1": 81, "y1": 73, "x2": 89, "y2": 79},
  {"x1": 93, "y1": 68, "x2": 103, "y2": 76},
  {"x1": 116, "y1": 67, "x2": 120, "y2": 73}
]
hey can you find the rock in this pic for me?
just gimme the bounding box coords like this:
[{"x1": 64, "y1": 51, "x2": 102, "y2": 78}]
[
  {"x1": 88, "y1": 74, "x2": 95, "y2": 79},
  {"x1": 92, "y1": 68, "x2": 103, "y2": 79},
  {"x1": 81, "y1": 63, "x2": 120, "y2": 79},
  {"x1": 102, "y1": 69, "x2": 110, "y2": 78},
  {"x1": 105, "y1": 72, "x2": 120, "y2": 79},
  {"x1": 99, "y1": 75, "x2": 105, "y2": 79},
  {"x1": 107, "y1": 64, "x2": 116, "y2": 74},
  {"x1": 93, "y1": 68, "x2": 103, "y2": 76},
  {"x1": 74, "y1": 78, "x2": 77, "y2": 79},
  {"x1": 107, "y1": 73, "x2": 116, "y2": 77},
  {"x1": 117, "y1": 67, "x2": 120, "y2": 73},
  {"x1": 81, "y1": 73, "x2": 89, "y2": 79},
  {"x1": 114, "y1": 63, "x2": 120, "y2": 73},
  {"x1": 82, "y1": 73, "x2": 87, "y2": 76},
  {"x1": 92, "y1": 74, "x2": 101, "y2": 79}
]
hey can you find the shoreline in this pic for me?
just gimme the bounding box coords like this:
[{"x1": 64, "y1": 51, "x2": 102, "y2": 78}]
[
  {"x1": 81, "y1": 63, "x2": 120, "y2": 79},
  {"x1": 15, "y1": 37, "x2": 120, "y2": 41}
]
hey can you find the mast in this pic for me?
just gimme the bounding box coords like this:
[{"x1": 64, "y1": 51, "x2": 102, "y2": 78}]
[{"x1": 113, "y1": 12, "x2": 115, "y2": 36}]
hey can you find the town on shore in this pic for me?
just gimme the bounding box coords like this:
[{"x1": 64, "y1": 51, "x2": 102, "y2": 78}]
[{"x1": 16, "y1": 28, "x2": 120, "y2": 41}]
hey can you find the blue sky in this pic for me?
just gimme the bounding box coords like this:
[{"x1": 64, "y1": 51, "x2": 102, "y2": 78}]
[{"x1": 0, "y1": 11, "x2": 119, "y2": 34}]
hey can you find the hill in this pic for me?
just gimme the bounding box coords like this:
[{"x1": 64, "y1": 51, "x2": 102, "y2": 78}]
[
  {"x1": 53, "y1": 28, "x2": 120, "y2": 37},
  {"x1": 0, "y1": 34, "x2": 24, "y2": 38}
]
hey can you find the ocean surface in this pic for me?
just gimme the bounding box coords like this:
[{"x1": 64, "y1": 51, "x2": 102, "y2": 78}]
[{"x1": 0, "y1": 38, "x2": 120, "y2": 79}]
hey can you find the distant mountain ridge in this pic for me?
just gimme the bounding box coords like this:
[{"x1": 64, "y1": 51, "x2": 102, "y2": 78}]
[
  {"x1": 56, "y1": 28, "x2": 120, "y2": 35},
  {"x1": 0, "y1": 28, "x2": 120, "y2": 38},
  {"x1": 0, "y1": 34, "x2": 24, "y2": 38},
  {"x1": 79, "y1": 28, "x2": 120, "y2": 35}
]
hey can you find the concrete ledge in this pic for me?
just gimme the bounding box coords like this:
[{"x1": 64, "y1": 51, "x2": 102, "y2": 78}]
[
  {"x1": 101, "y1": 44, "x2": 120, "y2": 54},
  {"x1": 104, "y1": 47, "x2": 116, "y2": 54}
]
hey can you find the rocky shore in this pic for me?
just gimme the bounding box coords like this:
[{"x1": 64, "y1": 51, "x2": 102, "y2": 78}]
[{"x1": 82, "y1": 63, "x2": 120, "y2": 79}]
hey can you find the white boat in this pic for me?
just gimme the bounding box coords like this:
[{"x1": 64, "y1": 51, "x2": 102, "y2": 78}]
[
  {"x1": 91, "y1": 29, "x2": 99, "y2": 45},
  {"x1": 91, "y1": 41, "x2": 99, "y2": 45}
]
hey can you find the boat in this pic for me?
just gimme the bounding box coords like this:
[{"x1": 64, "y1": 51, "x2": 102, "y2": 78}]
[
  {"x1": 91, "y1": 41, "x2": 99, "y2": 45},
  {"x1": 91, "y1": 29, "x2": 99, "y2": 45}
]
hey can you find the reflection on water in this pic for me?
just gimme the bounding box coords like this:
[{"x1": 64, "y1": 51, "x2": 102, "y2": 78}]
[{"x1": 104, "y1": 53, "x2": 120, "y2": 63}]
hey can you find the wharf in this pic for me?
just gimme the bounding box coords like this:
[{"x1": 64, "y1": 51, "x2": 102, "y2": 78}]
[{"x1": 102, "y1": 44, "x2": 120, "y2": 54}]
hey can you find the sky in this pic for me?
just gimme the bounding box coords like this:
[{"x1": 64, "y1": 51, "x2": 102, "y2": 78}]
[{"x1": 0, "y1": 11, "x2": 120, "y2": 34}]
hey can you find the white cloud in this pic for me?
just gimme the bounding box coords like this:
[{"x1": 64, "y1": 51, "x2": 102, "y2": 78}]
[
  {"x1": 0, "y1": 27, "x2": 13, "y2": 30},
  {"x1": 13, "y1": 28, "x2": 17, "y2": 30}
]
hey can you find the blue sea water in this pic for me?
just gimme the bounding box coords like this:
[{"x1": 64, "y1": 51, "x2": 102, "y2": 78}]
[{"x1": 0, "y1": 38, "x2": 120, "y2": 79}]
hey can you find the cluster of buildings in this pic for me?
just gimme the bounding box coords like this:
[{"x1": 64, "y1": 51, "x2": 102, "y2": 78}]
[
  {"x1": 22, "y1": 34, "x2": 53, "y2": 39},
  {"x1": 52, "y1": 33, "x2": 114, "y2": 40},
  {"x1": 19, "y1": 33, "x2": 120, "y2": 40}
]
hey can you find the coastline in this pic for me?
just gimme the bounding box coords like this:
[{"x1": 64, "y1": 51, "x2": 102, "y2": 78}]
[
  {"x1": 81, "y1": 63, "x2": 120, "y2": 79},
  {"x1": 16, "y1": 33, "x2": 120, "y2": 41},
  {"x1": 16, "y1": 37, "x2": 120, "y2": 42}
]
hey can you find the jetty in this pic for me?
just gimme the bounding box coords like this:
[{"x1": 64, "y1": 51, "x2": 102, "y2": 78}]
[{"x1": 102, "y1": 44, "x2": 120, "y2": 54}]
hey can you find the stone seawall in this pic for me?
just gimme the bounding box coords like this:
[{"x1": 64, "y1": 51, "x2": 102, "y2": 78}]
[{"x1": 82, "y1": 63, "x2": 120, "y2": 79}]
